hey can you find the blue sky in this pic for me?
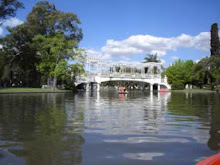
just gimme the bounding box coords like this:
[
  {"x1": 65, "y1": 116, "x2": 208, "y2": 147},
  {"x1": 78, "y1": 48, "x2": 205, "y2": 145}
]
[{"x1": 1, "y1": 0, "x2": 220, "y2": 66}]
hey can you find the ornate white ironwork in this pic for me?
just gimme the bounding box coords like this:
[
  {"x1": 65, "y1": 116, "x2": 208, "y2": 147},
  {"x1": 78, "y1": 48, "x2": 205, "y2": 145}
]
[{"x1": 75, "y1": 56, "x2": 171, "y2": 91}]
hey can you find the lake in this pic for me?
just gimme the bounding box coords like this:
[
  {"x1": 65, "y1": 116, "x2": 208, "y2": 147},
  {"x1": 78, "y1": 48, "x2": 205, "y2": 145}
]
[{"x1": 0, "y1": 91, "x2": 219, "y2": 165}]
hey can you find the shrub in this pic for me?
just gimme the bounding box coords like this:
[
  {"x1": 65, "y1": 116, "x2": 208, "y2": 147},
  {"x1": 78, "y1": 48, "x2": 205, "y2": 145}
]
[{"x1": 172, "y1": 81, "x2": 184, "y2": 90}]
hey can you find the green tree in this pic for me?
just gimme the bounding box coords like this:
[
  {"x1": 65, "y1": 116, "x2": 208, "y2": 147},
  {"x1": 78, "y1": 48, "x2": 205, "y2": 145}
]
[
  {"x1": 192, "y1": 56, "x2": 220, "y2": 90},
  {"x1": 210, "y1": 23, "x2": 220, "y2": 56},
  {"x1": 210, "y1": 56, "x2": 220, "y2": 79},
  {"x1": 53, "y1": 62, "x2": 84, "y2": 90},
  {"x1": 165, "y1": 59, "x2": 194, "y2": 88},
  {"x1": 26, "y1": 1, "x2": 82, "y2": 41},
  {"x1": 0, "y1": 0, "x2": 24, "y2": 20},
  {"x1": 69, "y1": 63, "x2": 85, "y2": 79},
  {"x1": 143, "y1": 54, "x2": 161, "y2": 63},
  {"x1": 192, "y1": 60, "x2": 206, "y2": 88},
  {"x1": 1, "y1": 1, "x2": 82, "y2": 87},
  {"x1": 33, "y1": 32, "x2": 79, "y2": 89},
  {"x1": 0, "y1": 49, "x2": 6, "y2": 86}
]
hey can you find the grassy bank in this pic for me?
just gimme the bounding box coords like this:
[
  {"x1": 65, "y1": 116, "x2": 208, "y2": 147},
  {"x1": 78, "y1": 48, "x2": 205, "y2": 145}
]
[
  {"x1": 171, "y1": 88, "x2": 218, "y2": 92},
  {"x1": 0, "y1": 88, "x2": 72, "y2": 94}
]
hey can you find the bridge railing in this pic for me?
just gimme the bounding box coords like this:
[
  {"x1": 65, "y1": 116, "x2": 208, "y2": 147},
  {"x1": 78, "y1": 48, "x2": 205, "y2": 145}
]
[
  {"x1": 75, "y1": 73, "x2": 167, "y2": 84},
  {"x1": 99, "y1": 73, "x2": 161, "y2": 79}
]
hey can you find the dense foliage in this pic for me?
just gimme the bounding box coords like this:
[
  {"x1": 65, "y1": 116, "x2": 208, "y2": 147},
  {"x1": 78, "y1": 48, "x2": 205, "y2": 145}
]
[
  {"x1": 0, "y1": 1, "x2": 84, "y2": 89},
  {"x1": 165, "y1": 59, "x2": 194, "y2": 86},
  {"x1": 210, "y1": 23, "x2": 220, "y2": 56},
  {"x1": 171, "y1": 81, "x2": 184, "y2": 90},
  {"x1": 0, "y1": 0, "x2": 23, "y2": 20},
  {"x1": 165, "y1": 23, "x2": 220, "y2": 90}
]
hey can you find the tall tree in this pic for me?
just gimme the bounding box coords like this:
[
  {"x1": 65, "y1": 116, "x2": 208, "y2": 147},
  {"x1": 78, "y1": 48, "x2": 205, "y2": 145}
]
[
  {"x1": 26, "y1": 1, "x2": 82, "y2": 41},
  {"x1": 192, "y1": 60, "x2": 206, "y2": 89},
  {"x1": 0, "y1": 48, "x2": 6, "y2": 86},
  {"x1": 210, "y1": 23, "x2": 220, "y2": 56},
  {"x1": 190, "y1": 56, "x2": 220, "y2": 90},
  {"x1": 1, "y1": 1, "x2": 83, "y2": 87},
  {"x1": 0, "y1": 0, "x2": 24, "y2": 20},
  {"x1": 143, "y1": 54, "x2": 161, "y2": 63},
  {"x1": 33, "y1": 32, "x2": 79, "y2": 89}
]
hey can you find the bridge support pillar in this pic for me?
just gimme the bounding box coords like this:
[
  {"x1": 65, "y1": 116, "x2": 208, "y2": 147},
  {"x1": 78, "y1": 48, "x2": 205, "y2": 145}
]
[
  {"x1": 141, "y1": 82, "x2": 145, "y2": 91},
  {"x1": 150, "y1": 84, "x2": 153, "y2": 92},
  {"x1": 158, "y1": 84, "x2": 160, "y2": 91},
  {"x1": 96, "y1": 83, "x2": 100, "y2": 92},
  {"x1": 86, "y1": 83, "x2": 90, "y2": 91}
]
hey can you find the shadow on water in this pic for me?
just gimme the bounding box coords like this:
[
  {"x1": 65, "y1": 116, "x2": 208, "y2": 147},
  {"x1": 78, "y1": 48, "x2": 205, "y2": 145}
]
[{"x1": 0, "y1": 93, "x2": 84, "y2": 165}]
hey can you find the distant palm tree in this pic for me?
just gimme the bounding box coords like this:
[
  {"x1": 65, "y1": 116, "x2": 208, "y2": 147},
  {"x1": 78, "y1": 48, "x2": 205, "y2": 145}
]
[{"x1": 143, "y1": 54, "x2": 161, "y2": 63}]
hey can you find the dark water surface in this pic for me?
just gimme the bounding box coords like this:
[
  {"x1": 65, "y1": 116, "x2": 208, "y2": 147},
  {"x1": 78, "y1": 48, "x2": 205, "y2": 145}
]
[{"x1": 0, "y1": 91, "x2": 220, "y2": 165}]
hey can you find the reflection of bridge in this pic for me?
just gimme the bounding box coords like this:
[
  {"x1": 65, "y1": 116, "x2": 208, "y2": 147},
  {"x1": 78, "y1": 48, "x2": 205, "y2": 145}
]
[{"x1": 75, "y1": 57, "x2": 171, "y2": 91}]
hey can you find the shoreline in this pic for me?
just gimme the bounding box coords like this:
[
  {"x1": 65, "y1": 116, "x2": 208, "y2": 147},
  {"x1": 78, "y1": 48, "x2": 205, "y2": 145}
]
[
  {"x1": 172, "y1": 89, "x2": 219, "y2": 93},
  {"x1": 0, "y1": 88, "x2": 73, "y2": 94},
  {"x1": 0, "y1": 87, "x2": 219, "y2": 94}
]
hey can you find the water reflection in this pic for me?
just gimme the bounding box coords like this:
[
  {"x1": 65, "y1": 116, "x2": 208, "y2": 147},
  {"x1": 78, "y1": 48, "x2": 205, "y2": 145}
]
[
  {"x1": 208, "y1": 93, "x2": 220, "y2": 150},
  {"x1": 78, "y1": 91, "x2": 171, "y2": 136},
  {"x1": 0, "y1": 91, "x2": 220, "y2": 165},
  {"x1": 0, "y1": 94, "x2": 84, "y2": 165},
  {"x1": 167, "y1": 92, "x2": 220, "y2": 151}
]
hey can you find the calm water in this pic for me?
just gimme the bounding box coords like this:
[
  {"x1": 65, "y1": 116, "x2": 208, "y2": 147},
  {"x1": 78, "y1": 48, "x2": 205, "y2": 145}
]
[{"x1": 0, "y1": 91, "x2": 220, "y2": 165}]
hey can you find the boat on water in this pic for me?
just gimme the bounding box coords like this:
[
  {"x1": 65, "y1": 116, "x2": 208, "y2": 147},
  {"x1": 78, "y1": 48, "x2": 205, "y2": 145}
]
[
  {"x1": 196, "y1": 153, "x2": 220, "y2": 165},
  {"x1": 159, "y1": 88, "x2": 169, "y2": 92},
  {"x1": 118, "y1": 91, "x2": 128, "y2": 94},
  {"x1": 118, "y1": 87, "x2": 128, "y2": 94}
]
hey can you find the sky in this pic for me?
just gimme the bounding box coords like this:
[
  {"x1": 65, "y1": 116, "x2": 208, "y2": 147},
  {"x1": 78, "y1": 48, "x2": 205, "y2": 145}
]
[{"x1": 1, "y1": 0, "x2": 220, "y2": 67}]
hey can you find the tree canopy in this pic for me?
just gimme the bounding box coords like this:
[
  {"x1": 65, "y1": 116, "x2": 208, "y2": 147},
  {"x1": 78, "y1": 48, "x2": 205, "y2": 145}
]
[
  {"x1": 165, "y1": 59, "x2": 194, "y2": 86},
  {"x1": 0, "y1": 1, "x2": 83, "y2": 89},
  {"x1": 143, "y1": 54, "x2": 161, "y2": 63},
  {"x1": 33, "y1": 32, "x2": 79, "y2": 89},
  {"x1": 210, "y1": 23, "x2": 220, "y2": 56},
  {"x1": 0, "y1": 0, "x2": 24, "y2": 20}
]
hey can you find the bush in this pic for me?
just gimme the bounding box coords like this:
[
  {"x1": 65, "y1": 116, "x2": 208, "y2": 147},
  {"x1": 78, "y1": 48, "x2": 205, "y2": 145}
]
[
  {"x1": 64, "y1": 79, "x2": 76, "y2": 90},
  {"x1": 172, "y1": 81, "x2": 184, "y2": 90}
]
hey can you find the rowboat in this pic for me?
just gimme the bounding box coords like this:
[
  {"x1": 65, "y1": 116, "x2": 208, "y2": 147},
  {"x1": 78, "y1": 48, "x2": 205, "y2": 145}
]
[
  {"x1": 118, "y1": 87, "x2": 127, "y2": 94},
  {"x1": 118, "y1": 91, "x2": 128, "y2": 94},
  {"x1": 196, "y1": 153, "x2": 220, "y2": 165}
]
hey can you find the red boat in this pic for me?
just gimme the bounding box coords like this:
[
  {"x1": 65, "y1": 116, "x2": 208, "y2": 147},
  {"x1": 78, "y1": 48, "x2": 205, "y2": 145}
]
[
  {"x1": 118, "y1": 87, "x2": 128, "y2": 94},
  {"x1": 196, "y1": 153, "x2": 220, "y2": 165},
  {"x1": 159, "y1": 88, "x2": 169, "y2": 92}
]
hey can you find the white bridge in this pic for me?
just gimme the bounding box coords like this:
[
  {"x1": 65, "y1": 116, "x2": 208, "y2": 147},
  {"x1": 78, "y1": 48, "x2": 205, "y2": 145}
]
[{"x1": 75, "y1": 57, "x2": 171, "y2": 92}]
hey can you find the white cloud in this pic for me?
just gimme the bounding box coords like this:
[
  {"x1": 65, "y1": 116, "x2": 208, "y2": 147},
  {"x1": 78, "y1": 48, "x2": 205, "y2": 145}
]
[
  {"x1": 159, "y1": 59, "x2": 166, "y2": 65},
  {"x1": 101, "y1": 32, "x2": 210, "y2": 60},
  {"x1": 171, "y1": 56, "x2": 180, "y2": 60},
  {"x1": 86, "y1": 49, "x2": 103, "y2": 58},
  {"x1": 1, "y1": 18, "x2": 23, "y2": 27},
  {"x1": 195, "y1": 59, "x2": 200, "y2": 63},
  {"x1": 0, "y1": 27, "x2": 3, "y2": 35},
  {"x1": 86, "y1": 49, "x2": 112, "y2": 61}
]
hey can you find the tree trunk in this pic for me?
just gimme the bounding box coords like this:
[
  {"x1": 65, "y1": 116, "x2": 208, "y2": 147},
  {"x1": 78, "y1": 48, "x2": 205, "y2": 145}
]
[
  {"x1": 199, "y1": 85, "x2": 202, "y2": 89},
  {"x1": 53, "y1": 74, "x2": 57, "y2": 90},
  {"x1": 47, "y1": 77, "x2": 50, "y2": 87}
]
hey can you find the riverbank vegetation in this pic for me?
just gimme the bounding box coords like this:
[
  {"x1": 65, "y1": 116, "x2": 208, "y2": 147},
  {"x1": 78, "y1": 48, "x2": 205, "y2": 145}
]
[
  {"x1": 165, "y1": 23, "x2": 220, "y2": 90},
  {"x1": 0, "y1": 1, "x2": 84, "y2": 90},
  {"x1": 0, "y1": 88, "x2": 72, "y2": 93}
]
